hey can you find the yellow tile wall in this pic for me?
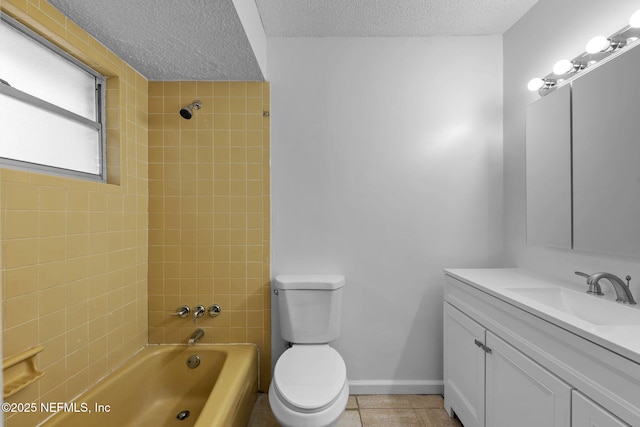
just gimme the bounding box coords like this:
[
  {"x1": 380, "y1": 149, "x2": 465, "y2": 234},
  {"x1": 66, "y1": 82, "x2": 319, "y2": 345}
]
[
  {"x1": 1, "y1": 1, "x2": 148, "y2": 426},
  {"x1": 147, "y1": 81, "x2": 271, "y2": 390}
]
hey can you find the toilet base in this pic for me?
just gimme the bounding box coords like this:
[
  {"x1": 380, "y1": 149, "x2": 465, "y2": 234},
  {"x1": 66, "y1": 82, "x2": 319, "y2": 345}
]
[{"x1": 268, "y1": 379, "x2": 349, "y2": 427}]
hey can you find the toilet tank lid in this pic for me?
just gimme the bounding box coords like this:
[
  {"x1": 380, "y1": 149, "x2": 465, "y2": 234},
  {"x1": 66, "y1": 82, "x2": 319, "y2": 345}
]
[{"x1": 275, "y1": 274, "x2": 345, "y2": 290}]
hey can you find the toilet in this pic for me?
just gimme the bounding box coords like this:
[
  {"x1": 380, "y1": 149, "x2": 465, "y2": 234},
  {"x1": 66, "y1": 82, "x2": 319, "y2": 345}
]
[{"x1": 269, "y1": 274, "x2": 349, "y2": 427}]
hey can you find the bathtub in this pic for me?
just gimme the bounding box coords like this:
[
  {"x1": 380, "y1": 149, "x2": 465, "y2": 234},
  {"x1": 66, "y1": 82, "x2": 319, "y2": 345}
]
[{"x1": 43, "y1": 344, "x2": 258, "y2": 427}]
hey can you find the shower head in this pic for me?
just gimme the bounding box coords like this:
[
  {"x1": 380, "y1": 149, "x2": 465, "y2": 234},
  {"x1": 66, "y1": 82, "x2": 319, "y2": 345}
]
[{"x1": 179, "y1": 100, "x2": 202, "y2": 120}]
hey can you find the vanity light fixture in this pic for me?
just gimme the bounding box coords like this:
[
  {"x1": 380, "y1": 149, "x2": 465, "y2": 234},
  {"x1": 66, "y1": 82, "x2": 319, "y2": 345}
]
[
  {"x1": 552, "y1": 59, "x2": 586, "y2": 75},
  {"x1": 585, "y1": 36, "x2": 626, "y2": 54},
  {"x1": 529, "y1": 8, "x2": 640, "y2": 96},
  {"x1": 527, "y1": 78, "x2": 557, "y2": 92},
  {"x1": 630, "y1": 9, "x2": 640, "y2": 28}
]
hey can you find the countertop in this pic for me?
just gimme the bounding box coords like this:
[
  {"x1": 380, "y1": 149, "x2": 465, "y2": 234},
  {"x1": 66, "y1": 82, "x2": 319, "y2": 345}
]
[{"x1": 444, "y1": 268, "x2": 640, "y2": 365}]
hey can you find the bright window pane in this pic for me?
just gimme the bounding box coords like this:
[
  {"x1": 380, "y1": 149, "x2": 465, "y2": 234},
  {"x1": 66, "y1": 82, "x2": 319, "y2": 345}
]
[
  {"x1": 0, "y1": 14, "x2": 104, "y2": 180},
  {"x1": 0, "y1": 93, "x2": 100, "y2": 175},
  {"x1": 0, "y1": 22, "x2": 96, "y2": 120}
]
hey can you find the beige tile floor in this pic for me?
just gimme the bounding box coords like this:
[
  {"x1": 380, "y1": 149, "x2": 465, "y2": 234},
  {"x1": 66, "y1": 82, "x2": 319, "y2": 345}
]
[{"x1": 248, "y1": 394, "x2": 463, "y2": 427}]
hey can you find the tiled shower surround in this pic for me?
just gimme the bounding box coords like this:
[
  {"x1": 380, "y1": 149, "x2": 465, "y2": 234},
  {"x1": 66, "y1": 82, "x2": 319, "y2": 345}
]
[
  {"x1": 1, "y1": 1, "x2": 148, "y2": 426},
  {"x1": 1, "y1": 2, "x2": 271, "y2": 426},
  {"x1": 147, "y1": 81, "x2": 271, "y2": 390}
]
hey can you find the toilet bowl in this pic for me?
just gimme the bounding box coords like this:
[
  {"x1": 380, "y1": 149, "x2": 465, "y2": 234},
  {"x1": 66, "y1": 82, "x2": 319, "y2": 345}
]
[
  {"x1": 269, "y1": 274, "x2": 348, "y2": 427},
  {"x1": 269, "y1": 345, "x2": 349, "y2": 427}
]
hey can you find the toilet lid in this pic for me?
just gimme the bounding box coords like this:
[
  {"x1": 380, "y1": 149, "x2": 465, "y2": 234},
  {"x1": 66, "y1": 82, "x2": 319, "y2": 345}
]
[{"x1": 274, "y1": 345, "x2": 346, "y2": 411}]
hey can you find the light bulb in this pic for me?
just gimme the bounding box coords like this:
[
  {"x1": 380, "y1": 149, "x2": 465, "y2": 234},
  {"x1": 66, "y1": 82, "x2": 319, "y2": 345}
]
[
  {"x1": 553, "y1": 59, "x2": 574, "y2": 75},
  {"x1": 630, "y1": 9, "x2": 640, "y2": 28},
  {"x1": 586, "y1": 36, "x2": 610, "y2": 53},
  {"x1": 527, "y1": 78, "x2": 544, "y2": 92}
]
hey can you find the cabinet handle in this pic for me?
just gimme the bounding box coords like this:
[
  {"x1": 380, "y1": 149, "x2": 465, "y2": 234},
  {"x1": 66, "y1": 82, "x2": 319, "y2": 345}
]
[{"x1": 474, "y1": 339, "x2": 492, "y2": 354}]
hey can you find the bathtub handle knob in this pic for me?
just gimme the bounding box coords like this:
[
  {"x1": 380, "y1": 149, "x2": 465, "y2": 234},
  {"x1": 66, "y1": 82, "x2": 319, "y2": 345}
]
[
  {"x1": 170, "y1": 305, "x2": 191, "y2": 318},
  {"x1": 193, "y1": 305, "x2": 206, "y2": 324},
  {"x1": 208, "y1": 304, "x2": 221, "y2": 317}
]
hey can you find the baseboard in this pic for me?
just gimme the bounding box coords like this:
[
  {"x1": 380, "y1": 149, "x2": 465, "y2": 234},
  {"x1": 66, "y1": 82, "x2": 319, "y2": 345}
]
[{"x1": 348, "y1": 380, "x2": 444, "y2": 395}]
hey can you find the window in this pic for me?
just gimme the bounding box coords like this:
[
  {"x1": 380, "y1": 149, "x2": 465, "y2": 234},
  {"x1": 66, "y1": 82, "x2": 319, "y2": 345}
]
[{"x1": 0, "y1": 13, "x2": 106, "y2": 181}]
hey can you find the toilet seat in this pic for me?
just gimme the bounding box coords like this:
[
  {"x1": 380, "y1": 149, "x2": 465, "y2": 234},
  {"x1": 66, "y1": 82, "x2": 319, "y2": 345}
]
[{"x1": 273, "y1": 345, "x2": 347, "y2": 413}]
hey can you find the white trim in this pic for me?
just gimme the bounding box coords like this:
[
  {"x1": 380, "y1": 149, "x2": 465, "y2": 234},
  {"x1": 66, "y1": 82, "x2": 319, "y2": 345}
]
[{"x1": 348, "y1": 380, "x2": 444, "y2": 395}]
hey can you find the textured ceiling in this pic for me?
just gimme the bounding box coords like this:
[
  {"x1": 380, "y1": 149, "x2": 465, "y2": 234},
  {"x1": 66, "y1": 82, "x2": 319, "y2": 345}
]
[
  {"x1": 46, "y1": 0, "x2": 539, "y2": 81},
  {"x1": 255, "y1": 0, "x2": 540, "y2": 36},
  {"x1": 47, "y1": 0, "x2": 263, "y2": 81}
]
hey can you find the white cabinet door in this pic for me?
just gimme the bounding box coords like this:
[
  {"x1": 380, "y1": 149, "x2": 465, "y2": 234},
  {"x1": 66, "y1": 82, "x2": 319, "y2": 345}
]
[
  {"x1": 443, "y1": 303, "x2": 486, "y2": 427},
  {"x1": 572, "y1": 391, "x2": 629, "y2": 427},
  {"x1": 485, "y1": 332, "x2": 571, "y2": 427}
]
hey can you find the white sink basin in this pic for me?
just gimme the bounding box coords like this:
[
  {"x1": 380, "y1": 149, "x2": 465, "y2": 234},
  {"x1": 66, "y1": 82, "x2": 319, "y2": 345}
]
[{"x1": 505, "y1": 287, "x2": 640, "y2": 326}]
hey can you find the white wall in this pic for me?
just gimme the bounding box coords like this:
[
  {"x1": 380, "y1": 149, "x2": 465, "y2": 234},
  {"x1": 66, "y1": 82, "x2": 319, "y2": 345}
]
[
  {"x1": 504, "y1": 1, "x2": 640, "y2": 295},
  {"x1": 232, "y1": 0, "x2": 268, "y2": 79},
  {"x1": 269, "y1": 37, "x2": 503, "y2": 393}
]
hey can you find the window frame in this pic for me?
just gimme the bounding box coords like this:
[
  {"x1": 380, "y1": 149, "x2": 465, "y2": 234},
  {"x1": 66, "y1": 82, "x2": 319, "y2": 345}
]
[{"x1": 0, "y1": 12, "x2": 107, "y2": 182}]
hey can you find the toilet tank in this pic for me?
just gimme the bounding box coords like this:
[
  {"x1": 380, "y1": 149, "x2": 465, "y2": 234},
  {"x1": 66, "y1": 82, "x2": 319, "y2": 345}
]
[{"x1": 275, "y1": 275, "x2": 345, "y2": 344}]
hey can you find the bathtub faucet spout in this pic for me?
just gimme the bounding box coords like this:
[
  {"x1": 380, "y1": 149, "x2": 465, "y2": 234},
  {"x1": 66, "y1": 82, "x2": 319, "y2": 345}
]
[{"x1": 188, "y1": 328, "x2": 204, "y2": 345}]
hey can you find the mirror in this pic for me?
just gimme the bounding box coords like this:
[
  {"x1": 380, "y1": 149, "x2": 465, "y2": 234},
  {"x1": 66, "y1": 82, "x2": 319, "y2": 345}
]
[
  {"x1": 526, "y1": 43, "x2": 640, "y2": 257},
  {"x1": 525, "y1": 84, "x2": 572, "y2": 249},
  {"x1": 572, "y1": 43, "x2": 640, "y2": 257}
]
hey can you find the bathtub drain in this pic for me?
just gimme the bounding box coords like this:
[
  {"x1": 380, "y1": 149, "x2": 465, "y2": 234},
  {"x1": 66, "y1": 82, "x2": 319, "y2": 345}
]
[
  {"x1": 176, "y1": 410, "x2": 190, "y2": 421},
  {"x1": 187, "y1": 354, "x2": 200, "y2": 368}
]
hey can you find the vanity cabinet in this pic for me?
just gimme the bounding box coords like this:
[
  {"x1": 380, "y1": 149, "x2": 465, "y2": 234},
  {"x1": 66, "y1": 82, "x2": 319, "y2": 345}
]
[
  {"x1": 444, "y1": 269, "x2": 640, "y2": 427},
  {"x1": 572, "y1": 391, "x2": 629, "y2": 427},
  {"x1": 444, "y1": 303, "x2": 571, "y2": 427}
]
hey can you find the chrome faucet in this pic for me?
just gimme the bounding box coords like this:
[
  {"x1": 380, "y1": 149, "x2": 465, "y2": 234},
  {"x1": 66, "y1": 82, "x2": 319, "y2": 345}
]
[
  {"x1": 188, "y1": 328, "x2": 204, "y2": 345},
  {"x1": 170, "y1": 305, "x2": 191, "y2": 318},
  {"x1": 193, "y1": 305, "x2": 205, "y2": 324},
  {"x1": 575, "y1": 271, "x2": 604, "y2": 295},
  {"x1": 575, "y1": 271, "x2": 637, "y2": 304}
]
